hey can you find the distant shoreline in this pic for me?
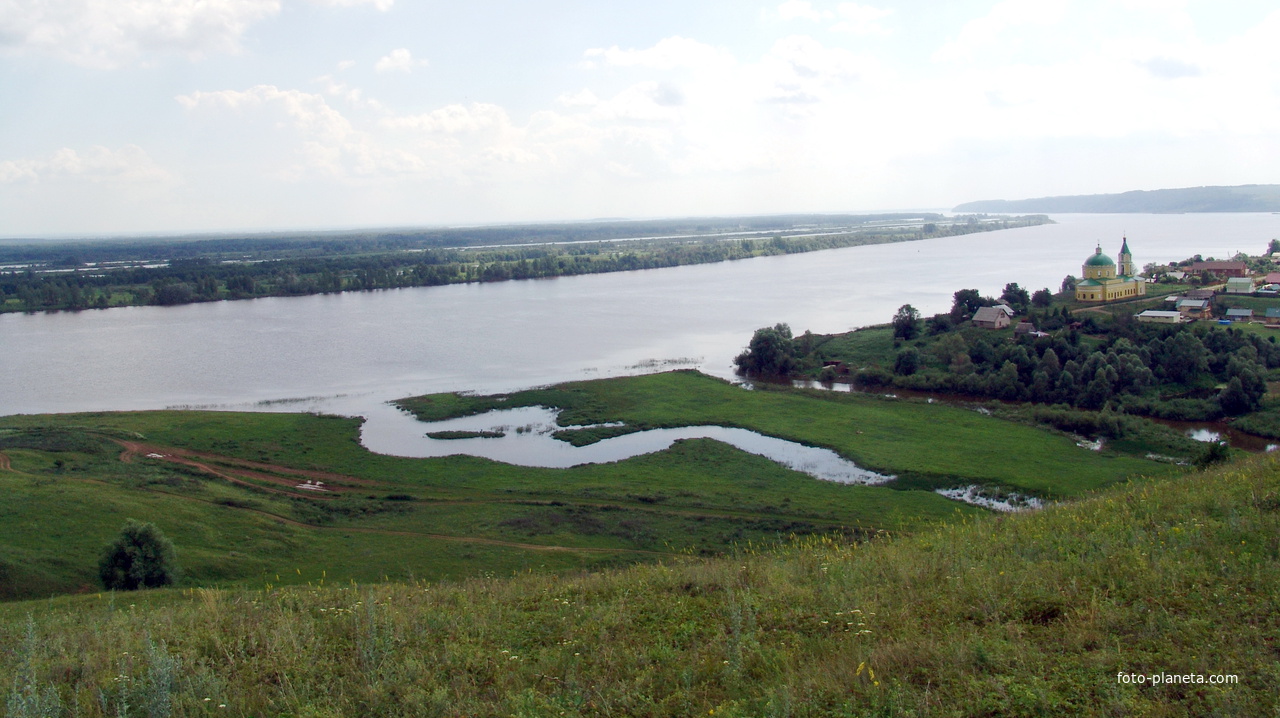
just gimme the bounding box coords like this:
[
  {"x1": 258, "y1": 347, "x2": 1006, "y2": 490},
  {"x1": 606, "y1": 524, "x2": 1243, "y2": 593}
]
[
  {"x1": 956, "y1": 184, "x2": 1280, "y2": 214},
  {"x1": 0, "y1": 214, "x2": 1050, "y2": 315}
]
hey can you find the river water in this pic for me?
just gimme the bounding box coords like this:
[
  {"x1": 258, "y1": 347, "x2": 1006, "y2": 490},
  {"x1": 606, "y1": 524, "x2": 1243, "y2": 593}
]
[
  {"x1": 360, "y1": 403, "x2": 893, "y2": 484},
  {"x1": 2, "y1": 213, "x2": 1279, "y2": 417}
]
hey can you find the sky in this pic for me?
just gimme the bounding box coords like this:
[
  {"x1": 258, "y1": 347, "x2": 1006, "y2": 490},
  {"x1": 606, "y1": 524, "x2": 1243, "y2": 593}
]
[{"x1": 1, "y1": 0, "x2": 1278, "y2": 237}]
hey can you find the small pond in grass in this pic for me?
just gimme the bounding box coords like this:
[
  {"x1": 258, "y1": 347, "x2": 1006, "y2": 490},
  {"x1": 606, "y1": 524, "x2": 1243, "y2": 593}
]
[{"x1": 357, "y1": 402, "x2": 894, "y2": 486}]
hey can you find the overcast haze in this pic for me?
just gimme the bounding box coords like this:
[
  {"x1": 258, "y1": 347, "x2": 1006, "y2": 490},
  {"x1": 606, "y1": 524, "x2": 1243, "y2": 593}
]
[{"x1": 2, "y1": 0, "x2": 1278, "y2": 237}]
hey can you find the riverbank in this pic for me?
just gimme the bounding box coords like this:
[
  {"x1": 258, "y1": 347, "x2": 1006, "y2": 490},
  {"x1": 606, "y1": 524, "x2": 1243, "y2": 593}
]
[{"x1": 0, "y1": 214, "x2": 1048, "y2": 314}]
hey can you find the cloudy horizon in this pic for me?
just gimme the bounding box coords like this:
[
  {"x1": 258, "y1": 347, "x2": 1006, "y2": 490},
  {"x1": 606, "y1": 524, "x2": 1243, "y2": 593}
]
[{"x1": 3, "y1": 0, "x2": 1278, "y2": 238}]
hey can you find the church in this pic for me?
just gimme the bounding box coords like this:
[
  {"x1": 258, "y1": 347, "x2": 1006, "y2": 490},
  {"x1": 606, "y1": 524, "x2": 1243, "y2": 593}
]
[{"x1": 1074, "y1": 238, "x2": 1146, "y2": 303}]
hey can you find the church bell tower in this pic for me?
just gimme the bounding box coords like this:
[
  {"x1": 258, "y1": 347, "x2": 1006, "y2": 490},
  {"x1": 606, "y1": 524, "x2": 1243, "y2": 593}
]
[{"x1": 1118, "y1": 236, "x2": 1134, "y2": 277}]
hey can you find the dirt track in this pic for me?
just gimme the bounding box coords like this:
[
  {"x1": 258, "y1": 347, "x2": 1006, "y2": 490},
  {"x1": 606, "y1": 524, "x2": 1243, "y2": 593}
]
[
  {"x1": 115, "y1": 440, "x2": 369, "y2": 499},
  {"x1": 111, "y1": 440, "x2": 671, "y2": 557}
]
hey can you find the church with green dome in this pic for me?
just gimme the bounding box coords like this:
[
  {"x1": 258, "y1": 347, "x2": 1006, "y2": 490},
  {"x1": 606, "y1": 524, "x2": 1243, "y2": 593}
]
[{"x1": 1074, "y1": 238, "x2": 1146, "y2": 303}]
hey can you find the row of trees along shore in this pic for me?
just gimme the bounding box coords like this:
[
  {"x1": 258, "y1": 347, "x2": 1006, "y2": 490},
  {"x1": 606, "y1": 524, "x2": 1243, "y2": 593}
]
[
  {"x1": 0, "y1": 215, "x2": 1049, "y2": 313},
  {"x1": 738, "y1": 284, "x2": 1278, "y2": 425}
]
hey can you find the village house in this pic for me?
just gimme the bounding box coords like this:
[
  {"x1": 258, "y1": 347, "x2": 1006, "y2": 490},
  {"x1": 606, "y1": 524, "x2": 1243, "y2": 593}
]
[
  {"x1": 1225, "y1": 308, "x2": 1254, "y2": 322},
  {"x1": 1266, "y1": 307, "x2": 1280, "y2": 326},
  {"x1": 1176, "y1": 298, "x2": 1212, "y2": 320},
  {"x1": 972, "y1": 306, "x2": 1012, "y2": 329},
  {"x1": 1013, "y1": 320, "x2": 1042, "y2": 337},
  {"x1": 1225, "y1": 277, "x2": 1256, "y2": 294},
  {"x1": 1136, "y1": 310, "x2": 1183, "y2": 324},
  {"x1": 1188, "y1": 260, "x2": 1249, "y2": 278}
]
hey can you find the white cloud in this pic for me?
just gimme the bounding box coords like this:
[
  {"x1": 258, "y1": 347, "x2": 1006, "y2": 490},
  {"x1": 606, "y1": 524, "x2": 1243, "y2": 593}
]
[
  {"x1": 178, "y1": 85, "x2": 353, "y2": 141},
  {"x1": 383, "y1": 103, "x2": 511, "y2": 134},
  {"x1": 375, "y1": 47, "x2": 423, "y2": 73},
  {"x1": 934, "y1": 0, "x2": 1070, "y2": 63},
  {"x1": 756, "y1": 35, "x2": 883, "y2": 104},
  {"x1": 776, "y1": 2, "x2": 890, "y2": 34},
  {"x1": 831, "y1": 4, "x2": 891, "y2": 35},
  {"x1": 0, "y1": 0, "x2": 282, "y2": 67},
  {"x1": 141, "y1": 10, "x2": 1280, "y2": 227},
  {"x1": 0, "y1": 145, "x2": 173, "y2": 184},
  {"x1": 314, "y1": 74, "x2": 387, "y2": 112},
  {"x1": 777, "y1": 0, "x2": 830, "y2": 21},
  {"x1": 583, "y1": 36, "x2": 733, "y2": 71},
  {"x1": 557, "y1": 89, "x2": 601, "y2": 108},
  {"x1": 308, "y1": 0, "x2": 393, "y2": 10}
]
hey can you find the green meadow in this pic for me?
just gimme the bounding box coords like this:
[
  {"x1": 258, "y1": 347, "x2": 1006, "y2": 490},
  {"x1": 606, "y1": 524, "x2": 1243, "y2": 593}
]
[
  {"x1": 0, "y1": 371, "x2": 1174, "y2": 604},
  {"x1": 1, "y1": 446, "x2": 1276, "y2": 716}
]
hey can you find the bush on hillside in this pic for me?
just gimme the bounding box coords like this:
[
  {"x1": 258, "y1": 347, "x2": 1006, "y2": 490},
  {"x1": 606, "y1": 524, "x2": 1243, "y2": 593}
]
[{"x1": 98, "y1": 520, "x2": 180, "y2": 591}]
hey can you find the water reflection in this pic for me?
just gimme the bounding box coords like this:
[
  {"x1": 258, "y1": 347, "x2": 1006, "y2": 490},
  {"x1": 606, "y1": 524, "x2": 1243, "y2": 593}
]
[
  {"x1": 1187, "y1": 428, "x2": 1222, "y2": 443},
  {"x1": 357, "y1": 403, "x2": 895, "y2": 485}
]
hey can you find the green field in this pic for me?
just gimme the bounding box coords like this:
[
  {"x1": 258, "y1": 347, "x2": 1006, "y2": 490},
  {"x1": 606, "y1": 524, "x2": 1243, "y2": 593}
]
[
  {"x1": 0, "y1": 371, "x2": 1175, "y2": 603},
  {"x1": 1, "y1": 446, "x2": 1275, "y2": 716}
]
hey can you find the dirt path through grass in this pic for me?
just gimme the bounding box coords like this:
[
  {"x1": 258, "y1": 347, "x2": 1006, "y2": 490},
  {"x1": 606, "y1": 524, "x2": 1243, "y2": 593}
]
[
  {"x1": 105, "y1": 440, "x2": 675, "y2": 558},
  {"x1": 115, "y1": 440, "x2": 368, "y2": 500}
]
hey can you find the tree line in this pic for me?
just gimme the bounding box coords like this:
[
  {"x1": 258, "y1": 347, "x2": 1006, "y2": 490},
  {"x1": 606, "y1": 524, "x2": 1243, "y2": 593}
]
[
  {"x1": 738, "y1": 287, "x2": 1278, "y2": 422},
  {"x1": 1, "y1": 217, "x2": 1049, "y2": 314}
]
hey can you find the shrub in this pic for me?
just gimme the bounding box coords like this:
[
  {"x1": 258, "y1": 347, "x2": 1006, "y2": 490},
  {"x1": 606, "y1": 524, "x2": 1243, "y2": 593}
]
[{"x1": 98, "y1": 520, "x2": 180, "y2": 591}]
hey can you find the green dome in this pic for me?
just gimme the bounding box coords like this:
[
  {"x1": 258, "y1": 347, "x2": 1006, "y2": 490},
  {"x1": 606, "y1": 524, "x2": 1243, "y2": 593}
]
[{"x1": 1084, "y1": 247, "x2": 1115, "y2": 267}]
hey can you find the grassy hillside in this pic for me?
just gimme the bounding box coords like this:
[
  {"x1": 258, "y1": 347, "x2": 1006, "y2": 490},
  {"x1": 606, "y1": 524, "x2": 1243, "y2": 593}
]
[
  {"x1": 3, "y1": 451, "x2": 1277, "y2": 716},
  {"x1": 0, "y1": 372, "x2": 1169, "y2": 602}
]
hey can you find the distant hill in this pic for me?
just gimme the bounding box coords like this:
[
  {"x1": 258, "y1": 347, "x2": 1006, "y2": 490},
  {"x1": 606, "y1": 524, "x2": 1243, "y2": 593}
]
[{"x1": 955, "y1": 184, "x2": 1280, "y2": 213}]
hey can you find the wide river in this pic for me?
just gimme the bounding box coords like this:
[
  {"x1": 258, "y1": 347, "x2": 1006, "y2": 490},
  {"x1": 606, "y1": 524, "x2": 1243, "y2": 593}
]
[{"x1": 3, "y1": 213, "x2": 1279, "y2": 418}]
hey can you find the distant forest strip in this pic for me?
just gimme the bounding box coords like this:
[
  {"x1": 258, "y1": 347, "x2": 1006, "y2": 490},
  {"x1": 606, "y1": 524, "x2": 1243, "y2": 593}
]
[
  {"x1": 954, "y1": 184, "x2": 1280, "y2": 214},
  {"x1": 0, "y1": 214, "x2": 1049, "y2": 313}
]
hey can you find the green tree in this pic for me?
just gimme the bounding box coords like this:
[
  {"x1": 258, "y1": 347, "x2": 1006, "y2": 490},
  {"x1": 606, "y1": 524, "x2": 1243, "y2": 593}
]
[
  {"x1": 894, "y1": 347, "x2": 921, "y2": 376},
  {"x1": 1030, "y1": 288, "x2": 1053, "y2": 308},
  {"x1": 950, "y1": 289, "x2": 983, "y2": 321},
  {"x1": 892, "y1": 304, "x2": 921, "y2": 340},
  {"x1": 99, "y1": 520, "x2": 180, "y2": 591},
  {"x1": 734, "y1": 324, "x2": 796, "y2": 376},
  {"x1": 1060, "y1": 275, "x2": 1077, "y2": 293},
  {"x1": 1000, "y1": 282, "x2": 1030, "y2": 312},
  {"x1": 990, "y1": 360, "x2": 1023, "y2": 401},
  {"x1": 1158, "y1": 331, "x2": 1210, "y2": 384}
]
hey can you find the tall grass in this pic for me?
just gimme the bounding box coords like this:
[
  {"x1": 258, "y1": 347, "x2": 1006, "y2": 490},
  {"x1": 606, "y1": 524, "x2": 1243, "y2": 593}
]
[{"x1": 2, "y1": 453, "x2": 1278, "y2": 715}]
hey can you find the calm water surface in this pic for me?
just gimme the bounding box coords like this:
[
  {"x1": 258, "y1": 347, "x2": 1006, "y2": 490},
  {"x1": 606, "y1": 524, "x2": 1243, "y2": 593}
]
[
  {"x1": 3, "y1": 213, "x2": 1279, "y2": 418},
  {"x1": 360, "y1": 403, "x2": 893, "y2": 484}
]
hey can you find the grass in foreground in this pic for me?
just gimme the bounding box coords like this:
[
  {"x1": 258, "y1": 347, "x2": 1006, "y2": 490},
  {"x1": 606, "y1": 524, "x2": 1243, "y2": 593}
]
[{"x1": 2, "y1": 452, "x2": 1277, "y2": 716}]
